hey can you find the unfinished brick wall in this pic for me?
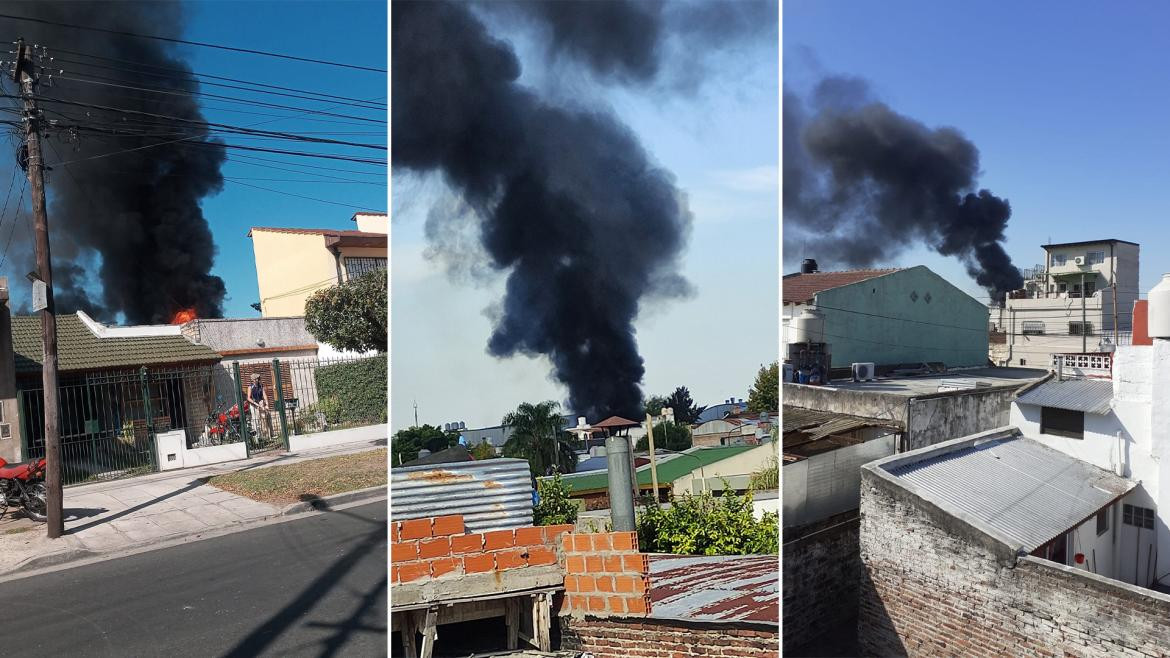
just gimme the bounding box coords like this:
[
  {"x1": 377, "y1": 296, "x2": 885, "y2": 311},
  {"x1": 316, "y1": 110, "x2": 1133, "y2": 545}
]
[
  {"x1": 560, "y1": 531, "x2": 651, "y2": 616},
  {"x1": 783, "y1": 512, "x2": 861, "y2": 653},
  {"x1": 390, "y1": 514, "x2": 573, "y2": 584},
  {"x1": 559, "y1": 617, "x2": 778, "y2": 658},
  {"x1": 859, "y1": 473, "x2": 1170, "y2": 657}
]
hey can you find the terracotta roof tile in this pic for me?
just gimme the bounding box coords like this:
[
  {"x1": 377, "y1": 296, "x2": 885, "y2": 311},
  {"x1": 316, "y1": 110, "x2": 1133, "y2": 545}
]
[{"x1": 782, "y1": 269, "x2": 902, "y2": 304}]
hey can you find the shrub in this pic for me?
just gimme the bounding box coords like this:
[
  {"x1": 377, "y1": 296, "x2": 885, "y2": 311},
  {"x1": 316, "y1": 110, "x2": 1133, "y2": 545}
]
[
  {"x1": 637, "y1": 488, "x2": 778, "y2": 555},
  {"x1": 315, "y1": 355, "x2": 387, "y2": 425},
  {"x1": 534, "y1": 473, "x2": 578, "y2": 526}
]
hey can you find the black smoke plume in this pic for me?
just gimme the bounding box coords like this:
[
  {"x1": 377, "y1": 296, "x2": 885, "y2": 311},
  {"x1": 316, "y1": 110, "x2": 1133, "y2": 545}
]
[
  {"x1": 784, "y1": 77, "x2": 1023, "y2": 301},
  {"x1": 0, "y1": 1, "x2": 226, "y2": 323},
  {"x1": 393, "y1": 1, "x2": 700, "y2": 420}
]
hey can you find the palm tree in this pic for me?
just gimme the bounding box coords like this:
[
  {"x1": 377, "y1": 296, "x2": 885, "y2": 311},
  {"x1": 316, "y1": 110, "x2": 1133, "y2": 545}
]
[{"x1": 501, "y1": 401, "x2": 578, "y2": 475}]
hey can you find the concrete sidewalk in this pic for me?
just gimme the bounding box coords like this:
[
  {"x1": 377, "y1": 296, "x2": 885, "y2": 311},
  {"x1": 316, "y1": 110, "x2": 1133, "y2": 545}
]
[{"x1": 0, "y1": 436, "x2": 385, "y2": 574}]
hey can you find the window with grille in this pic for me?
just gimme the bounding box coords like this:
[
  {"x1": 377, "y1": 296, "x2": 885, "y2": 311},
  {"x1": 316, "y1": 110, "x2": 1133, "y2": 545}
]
[
  {"x1": 1052, "y1": 254, "x2": 1068, "y2": 265},
  {"x1": 1053, "y1": 354, "x2": 1111, "y2": 370},
  {"x1": 1086, "y1": 251, "x2": 1105, "y2": 265},
  {"x1": 1040, "y1": 406, "x2": 1084, "y2": 439},
  {"x1": 1123, "y1": 504, "x2": 1154, "y2": 530},
  {"x1": 1069, "y1": 321, "x2": 1094, "y2": 336},
  {"x1": 344, "y1": 257, "x2": 386, "y2": 280},
  {"x1": 1097, "y1": 507, "x2": 1109, "y2": 536}
]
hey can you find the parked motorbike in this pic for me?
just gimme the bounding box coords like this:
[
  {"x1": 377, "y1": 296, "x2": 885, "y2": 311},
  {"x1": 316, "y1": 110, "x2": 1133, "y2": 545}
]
[
  {"x1": 207, "y1": 403, "x2": 247, "y2": 444},
  {"x1": 0, "y1": 457, "x2": 47, "y2": 522}
]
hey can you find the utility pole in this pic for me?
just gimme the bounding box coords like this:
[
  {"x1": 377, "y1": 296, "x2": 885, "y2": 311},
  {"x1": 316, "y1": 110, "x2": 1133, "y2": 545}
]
[
  {"x1": 1081, "y1": 272, "x2": 1087, "y2": 354},
  {"x1": 14, "y1": 40, "x2": 62, "y2": 539}
]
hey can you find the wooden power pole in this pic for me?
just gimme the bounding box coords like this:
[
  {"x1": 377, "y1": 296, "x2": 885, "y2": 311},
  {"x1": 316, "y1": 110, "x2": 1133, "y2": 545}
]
[{"x1": 14, "y1": 40, "x2": 63, "y2": 538}]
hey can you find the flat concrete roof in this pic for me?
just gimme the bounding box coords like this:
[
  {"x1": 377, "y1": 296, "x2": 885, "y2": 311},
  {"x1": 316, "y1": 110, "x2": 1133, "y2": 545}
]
[{"x1": 818, "y1": 367, "x2": 1048, "y2": 396}]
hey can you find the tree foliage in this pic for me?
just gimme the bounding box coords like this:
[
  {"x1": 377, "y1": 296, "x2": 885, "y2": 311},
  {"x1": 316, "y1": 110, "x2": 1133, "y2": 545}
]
[
  {"x1": 304, "y1": 270, "x2": 387, "y2": 353},
  {"x1": 637, "y1": 489, "x2": 778, "y2": 555},
  {"x1": 501, "y1": 401, "x2": 578, "y2": 475},
  {"x1": 642, "y1": 395, "x2": 667, "y2": 417},
  {"x1": 664, "y1": 386, "x2": 706, "y2": 425},
  {"x1": 747, "y1": 361, "x2": 779, "y2": 413},
  {"x1": 469, "y1": 439, "x2": 497, "y2": 460},
  {"x1": 391, "y1": 424, "x2": 458, "y2": 465},
  {"x1": 635, "y1": 420, "x2": 692, "y2": 452},
  {"x1": 533, "y1": 473, "x2": 578, "y2": 526}
]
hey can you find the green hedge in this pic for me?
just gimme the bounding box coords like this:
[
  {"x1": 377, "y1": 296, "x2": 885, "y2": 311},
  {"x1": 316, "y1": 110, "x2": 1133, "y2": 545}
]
[{"x1": 315, "y1": 355, "x2": 387, "y2": 425}]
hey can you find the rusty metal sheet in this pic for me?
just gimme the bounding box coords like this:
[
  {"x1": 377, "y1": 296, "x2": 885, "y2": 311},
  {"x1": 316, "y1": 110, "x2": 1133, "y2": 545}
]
[
  {"x1": 391, "y1": 458, "x2": 533, "y2": 533},
  {"x1": 647, "y1": 554, "x2": 778, "y2": 625}
]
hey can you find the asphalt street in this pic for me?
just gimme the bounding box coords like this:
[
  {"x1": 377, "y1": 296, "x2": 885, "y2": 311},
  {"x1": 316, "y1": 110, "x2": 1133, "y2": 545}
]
[{"x1": 0, "y1": 501, "x2": 387, "y2": 657}]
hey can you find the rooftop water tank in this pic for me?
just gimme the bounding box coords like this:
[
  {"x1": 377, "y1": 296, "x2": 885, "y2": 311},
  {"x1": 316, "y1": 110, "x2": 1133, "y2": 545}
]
[
  {"x1": 1149, "y1": 274, "x2": 1170, "y2": 338},
  {"x1": 801, "y1": 258, "x2": 818, "y2": 274},
  {"x1": 792, "y1": 308, "x2": 825, "y2": 343}
]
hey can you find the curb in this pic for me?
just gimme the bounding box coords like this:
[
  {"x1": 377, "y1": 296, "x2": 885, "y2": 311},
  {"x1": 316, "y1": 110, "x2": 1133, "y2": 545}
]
[
  {"x1": 280, "y1": 485, "x2": 387, "y2": 516},
  {"x1": 18, "y1": 547, "x2": 98, "y2": 572}
]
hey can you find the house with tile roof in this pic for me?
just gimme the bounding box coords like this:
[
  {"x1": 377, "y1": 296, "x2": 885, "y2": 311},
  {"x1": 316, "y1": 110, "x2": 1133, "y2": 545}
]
[
  {"x1": 783, "y1": 263, "x2": 989, "y2": 370},
  {"x1": 248, "y1": 211, "x2": 387, "y2": 318}
]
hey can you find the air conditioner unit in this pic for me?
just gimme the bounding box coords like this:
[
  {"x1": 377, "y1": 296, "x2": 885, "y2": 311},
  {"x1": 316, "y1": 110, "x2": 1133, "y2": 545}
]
[
  {"x1": 1074, "y1": 256, "x2": 1085, "y2": 265},
  {"x1": 852, "y1": 362, "x2": 876, "y2": 382}
]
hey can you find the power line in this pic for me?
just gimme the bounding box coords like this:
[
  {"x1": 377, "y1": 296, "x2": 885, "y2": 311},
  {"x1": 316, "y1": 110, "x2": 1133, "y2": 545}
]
[
  {"x1": 0, "y1": 13, "x2": 387, "y2": 73},
  {"x1": 52, "y1": 55, "x2": 387, "y2": 108},
  {"x1": 223, "y1": 178, "x2": 385, "y2": 212}
]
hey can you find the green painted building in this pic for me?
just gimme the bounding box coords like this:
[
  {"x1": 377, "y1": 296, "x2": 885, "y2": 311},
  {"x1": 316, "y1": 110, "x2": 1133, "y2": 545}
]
[{"x1": 783, "y1": 265, "x2": 989, "y2": 369}]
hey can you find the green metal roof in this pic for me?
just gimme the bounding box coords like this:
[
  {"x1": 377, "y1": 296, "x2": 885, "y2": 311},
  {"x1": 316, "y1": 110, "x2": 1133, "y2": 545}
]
[
  {"x1": 12, "y1": 314, "x2": 221, "y2": 374},
  {"x1": 559, "y1": 445, "x2": 757, "y2": 494}
]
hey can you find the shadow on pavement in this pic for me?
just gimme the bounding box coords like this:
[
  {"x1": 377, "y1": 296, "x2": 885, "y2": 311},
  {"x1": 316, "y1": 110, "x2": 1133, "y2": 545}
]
[
  {"x1": 220, "y1": 503, "x2": 387, "y2": 657},
  {"x1": 66, "y1": 478, "x2": 209, "y2": 535}
]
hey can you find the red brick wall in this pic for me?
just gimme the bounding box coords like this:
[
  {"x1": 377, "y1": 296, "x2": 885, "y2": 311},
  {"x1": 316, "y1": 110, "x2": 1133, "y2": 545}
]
[
  {"x1": 560, "y1": 531, "x2": 651, "y2": 616},
  {"x1": 390, "y1": 514, "x2": 573, "y2": 584},
  {"x1": 1134, "y1": 300, "x2": 1151, "y2": 345},
  {"x1": 560, "y1": 617, "x2": 779, "y2": 658}
]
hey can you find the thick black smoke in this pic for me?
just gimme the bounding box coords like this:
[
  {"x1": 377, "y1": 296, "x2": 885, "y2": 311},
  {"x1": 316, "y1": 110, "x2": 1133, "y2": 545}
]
[
  {"x1": 0, "y1": 1, "x2": 226, "y2": 323},
  {"x1": 486, "y1": 0, "x2": 776, "y2": 88},
  {"x1": 393, "y1": 1, "x2": 699, "y2": 420},
  {"x1": 784, "y1": 77, "x2": 1023, "y2": 301}
]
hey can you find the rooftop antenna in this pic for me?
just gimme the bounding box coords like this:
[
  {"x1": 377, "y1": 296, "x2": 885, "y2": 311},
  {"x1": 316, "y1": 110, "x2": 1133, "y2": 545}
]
[{"x1": 413, "y1": 400, "x2": 419, "y2": 427}]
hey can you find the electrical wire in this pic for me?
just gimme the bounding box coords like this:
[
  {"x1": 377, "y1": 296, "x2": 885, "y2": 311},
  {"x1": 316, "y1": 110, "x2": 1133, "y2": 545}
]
[
  {"x1": 223, "y1": 177, "x2": 385, "y2": 212},
  {"x1": 0, "y1": 13, "x2": 387, "y2": 73}
]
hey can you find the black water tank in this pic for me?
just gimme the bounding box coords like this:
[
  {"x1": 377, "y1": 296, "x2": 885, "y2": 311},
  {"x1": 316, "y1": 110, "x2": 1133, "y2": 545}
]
[{"x1": 801, "y1": 258, "x2": 818, "y2": 274}]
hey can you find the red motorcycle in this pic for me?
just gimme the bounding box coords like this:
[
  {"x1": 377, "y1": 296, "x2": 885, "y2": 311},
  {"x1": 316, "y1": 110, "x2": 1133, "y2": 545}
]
[{"x1": 0, "y1": 457, "x2": 47, "y2": 522}]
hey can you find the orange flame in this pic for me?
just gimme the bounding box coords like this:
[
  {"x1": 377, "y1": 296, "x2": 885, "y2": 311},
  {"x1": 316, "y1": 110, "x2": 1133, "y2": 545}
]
[{"x1": 171, "y1": 308, "x2": 197, "y2": 324}]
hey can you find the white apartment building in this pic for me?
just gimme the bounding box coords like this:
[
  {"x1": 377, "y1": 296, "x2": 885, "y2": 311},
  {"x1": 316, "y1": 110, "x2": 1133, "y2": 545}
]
[
  {"x1": 1005, "y1": 276, "x2": 1170, "y2": 591},
  {"x1": 992, "y1": 239, "x2": 1139, "y2": 368}
]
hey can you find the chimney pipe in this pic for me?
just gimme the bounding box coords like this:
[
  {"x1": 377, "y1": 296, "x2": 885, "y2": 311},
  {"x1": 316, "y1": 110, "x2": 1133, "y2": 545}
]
[{"x1": 801, "y1": 258, "x2": 818, "y2": 274}]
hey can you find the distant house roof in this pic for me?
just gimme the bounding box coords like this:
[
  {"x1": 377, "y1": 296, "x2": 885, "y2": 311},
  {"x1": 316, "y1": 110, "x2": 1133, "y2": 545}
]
[
  {"x1": 782, "y1": 269, "x2": 901, "y2": 304},
  {"x1": 593, "y1": 415, "x2": 640, "y2": 430},
  {"x1": 247, "y1": 226, "x2": 387, "y2": 248},
  {"x1": 399, "y1": 445, "x2": 474, "y2": 467},
  {"x1": 696, "y1": 402, "x2": 746, "y2": 423},
  {"x1": 648, "y1": 555, "x2": 777, "y2": 626},
  {"x1": 1015, "y1": 378, "x2": 1113, "y2": 414},
  {"x1": 556, "y1": 445, "x2": 755, "y2": 494},
  {"x1": 1042, "y1": 239, "x2": 1138, "y2": 249},
  {"x1": 871, "y1": 430, "x2": 1134, "y2": 552},
  {"x1": 13, "y1": 314, "x2": 220, "y2": 374}
]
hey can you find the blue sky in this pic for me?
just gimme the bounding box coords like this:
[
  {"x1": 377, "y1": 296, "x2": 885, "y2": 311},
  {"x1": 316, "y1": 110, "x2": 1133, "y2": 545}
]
[
  {"x1": 784, "y1": 1, "x2": 1170, "y2": 302},
  {"x1": 186, "y1": 0, "x2": 386, "y2": 318},
  {"x1": 392, "y1": 7, "x2": 779, "y2": 430}
]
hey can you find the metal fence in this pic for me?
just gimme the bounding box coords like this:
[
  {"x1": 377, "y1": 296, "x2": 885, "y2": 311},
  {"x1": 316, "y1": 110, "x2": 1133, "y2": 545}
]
[{"x1": 19, "y1": 364, "x2": 247, "y2": 485}]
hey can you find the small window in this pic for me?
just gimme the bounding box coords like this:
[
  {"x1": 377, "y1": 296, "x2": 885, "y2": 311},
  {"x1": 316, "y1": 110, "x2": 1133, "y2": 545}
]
[
  {"x1": 1084, "y1": 280, "x2": 1096, "y2": 296},
  {"x1": 1052, "y1": 254, "x2": 1068, "y2": 265},
  {"x1": 1057, "y1": 282, "x2": 1068, "y2": 293},
  {"x1": 1123, "y1": 504, "x2": 1155, "y2": 530},
  {"x1": 1022, "y1": 321, "x2": 1045, "y2": 335},
  {"x1": 1086, "y1": 251, "x2": 1105, "y2": 265},
  {"x1": 1041, "y1": 406, "x2": 1084, "y2": 439},
  {"x1": 1096, "y1": 507, "x2": 1109, "y2": 536},
  {"x1": 1019, "y1": 359, "x2": 1027, "y2": 366},
  {"x1": 1069, "y1": 321, "x2": 1094, "y2": 336},
  {"x1": 344, "y1": 257, "x2": 387, "y2": 280}
]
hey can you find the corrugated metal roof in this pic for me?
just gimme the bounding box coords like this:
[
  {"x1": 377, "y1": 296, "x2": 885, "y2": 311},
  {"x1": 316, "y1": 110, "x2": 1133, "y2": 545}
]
[
  {"x1": 1016, "y1": 378, "x2": 1113, "y2": 414},
  {"x1": 12, "y1": 314, "x2": 220, "y2": 374},
  {"x1": 556, "y1": 445, "x2": 757, "y2": 494},
  {"x1": 883, "y1": 435, "x2": 1134, "y2": 551},
  {"x1": 391, "y1": 458, "x2": 533, "y2": 533},
  {"x1": 647, "y1": 554, "x2": 777, "y2": 625},
  {"x1": 782, "y1": 406, "x2": 900, "y2": 438}
]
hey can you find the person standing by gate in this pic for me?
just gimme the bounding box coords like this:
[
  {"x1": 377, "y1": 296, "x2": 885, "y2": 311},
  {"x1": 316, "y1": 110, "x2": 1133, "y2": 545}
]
[{"x1": 247, "y1": 373, "x2": 270, "y2": 438}]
